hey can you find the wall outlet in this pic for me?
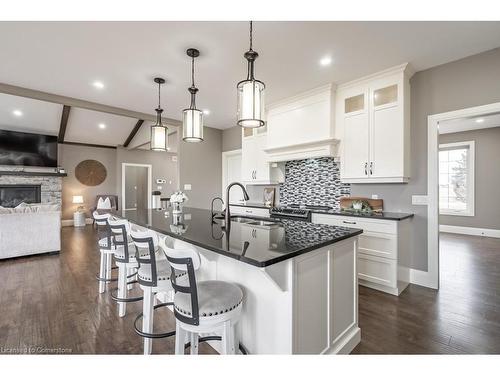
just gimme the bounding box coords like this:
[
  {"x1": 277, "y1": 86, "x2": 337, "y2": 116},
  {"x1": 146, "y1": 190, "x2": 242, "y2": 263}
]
[
  {"x1": 156, "y1": 179, "x2": 166, "y2": 184},
  {"x1": 184, "y1": 184, "x2": 192, "y2": 191},
  {"x1": 157, "y1": 186, "x2": 162, "y2": 190},
  {"x1": 412, "y1": 195, "x2": 428, "y2": 205},
  {"x1": 172, "y1": 156, "x2": 178, "y2": 162},
  {"x1": 371, "y1": 194, "x2": 379, "y2": 199}
]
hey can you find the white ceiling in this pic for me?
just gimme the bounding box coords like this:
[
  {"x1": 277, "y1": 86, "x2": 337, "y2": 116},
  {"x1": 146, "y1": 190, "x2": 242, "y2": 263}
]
[
  {"x1": 0, "y1": 93, "x2": 62, "y2": 135},
  {"x1": 1, "y1": 21, "x2": 500, "y2": 129},
  {"x1": 439, "y1": 112, "x2": 500, "y2": 134},
  {"x1": 64, "y1": 107, "x2": 138, "y2": 146}
]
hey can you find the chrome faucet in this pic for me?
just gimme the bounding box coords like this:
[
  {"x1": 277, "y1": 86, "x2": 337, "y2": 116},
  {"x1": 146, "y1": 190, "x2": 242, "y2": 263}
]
[{"x1": 224, "y1": 182, "x2": 250, "y2": 230}]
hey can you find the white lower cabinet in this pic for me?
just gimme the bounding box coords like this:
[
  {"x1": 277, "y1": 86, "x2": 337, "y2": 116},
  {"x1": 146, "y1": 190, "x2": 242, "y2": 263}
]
[{"x1": 312, "y1": 213, "x2": 411, "y2": 296}]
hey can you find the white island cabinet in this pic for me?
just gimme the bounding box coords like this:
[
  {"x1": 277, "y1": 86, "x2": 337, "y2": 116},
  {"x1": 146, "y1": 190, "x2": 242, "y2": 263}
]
[{"x1": 194, "y1": 234, "x2": 360, "y2": 354}]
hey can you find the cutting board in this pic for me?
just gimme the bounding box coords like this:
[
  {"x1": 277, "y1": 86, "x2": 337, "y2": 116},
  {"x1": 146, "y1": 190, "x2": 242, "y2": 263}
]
[{"x1": 340, "y1": 196, "x2": 384, "y2": 212}]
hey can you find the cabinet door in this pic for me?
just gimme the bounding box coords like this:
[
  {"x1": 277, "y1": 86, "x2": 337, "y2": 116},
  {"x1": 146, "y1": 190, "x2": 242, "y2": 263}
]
[
  {"x1": 370, "y1": 105, "x2": 403, "y2": 178},
  {"x1": 342, "y1": 112, "x2": 369, "y2": 179},
  {"x1": 242, "y1": 137, "x2": 257, "y2": 181},
  {"x1": 254, "y1": 134, "x2": 270, "y2": 182}
]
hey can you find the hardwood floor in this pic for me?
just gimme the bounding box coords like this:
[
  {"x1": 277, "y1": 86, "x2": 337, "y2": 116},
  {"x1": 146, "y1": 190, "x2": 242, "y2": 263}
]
[
  {"x1": 353, "y1": 232, "x2": 500, "y2": 354},
  {"x1": 1, "y1": 228, "x2": 499, "y2": 354}
]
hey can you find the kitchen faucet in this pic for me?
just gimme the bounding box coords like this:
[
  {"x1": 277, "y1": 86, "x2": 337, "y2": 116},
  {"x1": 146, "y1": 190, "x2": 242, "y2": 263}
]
[{"x1": 224, "y1": 182, "x2": 250, "y2": 231}]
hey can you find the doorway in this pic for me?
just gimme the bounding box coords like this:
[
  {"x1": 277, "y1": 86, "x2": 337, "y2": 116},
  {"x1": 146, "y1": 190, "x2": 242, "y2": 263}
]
[
  {"x1": 122, "y1": 163, "x2": 152, "y2": 211},
  {"x1": 427, "y1": 102, "x2": 500, "y2": 289},
  {"x1": 222, "y1": 150, "x2": 244, "y2": 204}
]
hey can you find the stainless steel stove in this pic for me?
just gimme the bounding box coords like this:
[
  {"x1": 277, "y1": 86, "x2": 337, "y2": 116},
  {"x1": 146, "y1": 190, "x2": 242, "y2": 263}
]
[{"x1": 270, "y1": 204, "x2": 333, "y2": 221}]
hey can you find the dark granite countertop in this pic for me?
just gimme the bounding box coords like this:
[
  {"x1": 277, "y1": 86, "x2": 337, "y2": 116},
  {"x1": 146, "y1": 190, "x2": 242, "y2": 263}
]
[
  {"x1": 111, "y1": 207, "x2": 362, "y2": 268},
  {"x1": 311, "y1": 210, "x2": 414, "y2": 221}
]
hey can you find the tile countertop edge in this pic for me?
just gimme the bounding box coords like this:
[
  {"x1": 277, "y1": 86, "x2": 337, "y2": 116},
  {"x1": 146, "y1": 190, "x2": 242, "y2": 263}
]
[{"x1": 115, "y1": 212, "x2": 363, "y2": 268}]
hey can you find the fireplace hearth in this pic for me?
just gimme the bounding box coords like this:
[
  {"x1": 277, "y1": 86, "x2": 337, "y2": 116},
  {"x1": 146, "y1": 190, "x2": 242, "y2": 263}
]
[{"x1": 0, "y1": 185, "x2": 42, "y2": 207}]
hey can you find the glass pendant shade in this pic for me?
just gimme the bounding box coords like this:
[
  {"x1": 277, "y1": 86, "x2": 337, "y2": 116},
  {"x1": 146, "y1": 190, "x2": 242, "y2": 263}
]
[
  {"x1": 183, "y1": 108, "x2": 204, "y2": 142},
  {"x1": 237, "y1": 79, "x2": 265, "y2": 128},
  {"x1": 150, "y1": 124, "x2": 168, "y2": 151}
]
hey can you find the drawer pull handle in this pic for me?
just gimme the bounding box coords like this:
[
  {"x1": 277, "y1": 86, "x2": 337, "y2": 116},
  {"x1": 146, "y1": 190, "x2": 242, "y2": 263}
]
[
  {"x1": 343, "y1": 220, "x2": 357, "y2": 225},
  {"x1": 246, "y1": 210, "x2": 252, "y2": 213}
]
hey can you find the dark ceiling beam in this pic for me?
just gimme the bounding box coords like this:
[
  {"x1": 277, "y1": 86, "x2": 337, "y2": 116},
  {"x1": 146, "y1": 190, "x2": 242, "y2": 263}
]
[
  {"x1": 123, "y1": 119, "x2": 144, "y2": 148},
  {"x1": 58, "y1": 105, "x2": 71, "y2": 142},
  {"x1": 0, "y1": 82, "x2": 181, "y2": 126},
  {"x1": 61, "y1": 141, "x2": 117, "y2": 150}
]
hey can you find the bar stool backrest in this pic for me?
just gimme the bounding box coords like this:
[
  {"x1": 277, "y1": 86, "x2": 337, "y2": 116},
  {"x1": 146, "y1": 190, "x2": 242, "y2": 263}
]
[
  {"x1": 93, "y1": 212, "x2": 112, "y2": 249},
  {"x1": 108, "y1": 218, "x2": 132, "y2": 262},
  {"x1": 130, "y1": 228, "x2": 159, "y2": 287},
  {"x1": 162, "y1": 237, "x2": 202, "y2": 326}
]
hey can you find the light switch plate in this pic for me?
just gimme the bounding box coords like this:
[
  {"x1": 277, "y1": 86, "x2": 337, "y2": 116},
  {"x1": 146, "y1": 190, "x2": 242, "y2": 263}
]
[
  {"x1": 184, "y1": 184, "x2": 192, "y2": 191},
  {"x1": 412, "y1": 195, "x2": 428, "y2": 205}
]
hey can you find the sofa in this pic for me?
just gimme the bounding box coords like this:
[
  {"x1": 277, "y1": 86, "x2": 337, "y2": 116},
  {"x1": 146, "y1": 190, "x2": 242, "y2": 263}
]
[{"x1": 0, "y1": 203, "x2": 61, "y2": 259}]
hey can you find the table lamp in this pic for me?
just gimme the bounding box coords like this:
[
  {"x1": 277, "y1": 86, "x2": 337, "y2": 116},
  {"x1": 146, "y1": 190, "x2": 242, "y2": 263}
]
[{"x1": 72, "y1": 195, "x2": 84, "y2": 211}]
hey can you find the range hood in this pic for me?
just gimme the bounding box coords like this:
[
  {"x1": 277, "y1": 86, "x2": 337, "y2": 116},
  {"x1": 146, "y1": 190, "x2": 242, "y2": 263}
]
[{"x1": 264, "y1": 84, "x2": 340, "y2": 162}]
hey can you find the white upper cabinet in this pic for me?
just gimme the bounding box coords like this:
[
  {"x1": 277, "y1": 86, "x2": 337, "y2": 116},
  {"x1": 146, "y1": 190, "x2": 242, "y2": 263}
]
[
  {"x1": 264, "y1": 85, "x2": 339, "y2": 162},
  {"x1": 337, "y1": 63, "x2": 414, "y2": 183},
  {"x1": 241, "y1": 125, "x2": 285, "y2": 185}
]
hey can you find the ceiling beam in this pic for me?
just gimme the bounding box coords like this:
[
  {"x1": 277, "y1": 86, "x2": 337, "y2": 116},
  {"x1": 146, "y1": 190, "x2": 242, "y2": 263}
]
[
  {"x1": 123, "y1": 119, "x2": 144, "y2": 148},
  {"x1": 61, "y1": 141, "x2": 117, "y2": 150},
  {"x1": 58, "y1": 105, "x2": 71, "y2": 142},
  {"x1": 0, "y1": 82, "x2": 181, "y2": 126}
]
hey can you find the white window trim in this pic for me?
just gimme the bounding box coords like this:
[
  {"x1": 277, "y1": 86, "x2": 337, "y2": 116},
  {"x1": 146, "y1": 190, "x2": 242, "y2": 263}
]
[{"x1": 438, "y1": 140, "x2": 475, "y2": 217}]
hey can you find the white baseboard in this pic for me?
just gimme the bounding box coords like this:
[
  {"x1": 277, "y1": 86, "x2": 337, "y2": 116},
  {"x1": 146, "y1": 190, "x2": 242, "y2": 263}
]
[
  {"x1": 61, "y1": 218, "x2": 93, "y2": 227},
  {"x1": 440, "y1": 224, "x2": 500, "y2": 238}
]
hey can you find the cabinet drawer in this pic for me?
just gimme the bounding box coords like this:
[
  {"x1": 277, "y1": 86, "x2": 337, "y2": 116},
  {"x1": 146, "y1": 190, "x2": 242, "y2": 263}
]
[
  {"x1": 312, "y1": 214, "x2": 397, "y2": 234},
  {"x1": 358, "y1": 232, "x2": 397, "y2": 259},
  {"x1": 357, "y1": 253, "x2": 397, "y2": 288},
  {"x1": 230, "y1": 205, "x2": 270, "y2": 218}
]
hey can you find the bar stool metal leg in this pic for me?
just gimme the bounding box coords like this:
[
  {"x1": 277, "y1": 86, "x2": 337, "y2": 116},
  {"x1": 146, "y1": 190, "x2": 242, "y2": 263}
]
[
  {"x1": 190, "y1": 332, "x2": 199, "y2": 355},
  {"x1": 175, "y1": 321, "x2": 186, "y2": 355},
  {"x1": 99, "y1": 252, "x2": 107, "y2": 294},
  {"x1": 117, "y1": 264, "x2": 127, "y2": 317},
  {"x1": 142, "y1": 289, "x2": 155, "y2": 354}
]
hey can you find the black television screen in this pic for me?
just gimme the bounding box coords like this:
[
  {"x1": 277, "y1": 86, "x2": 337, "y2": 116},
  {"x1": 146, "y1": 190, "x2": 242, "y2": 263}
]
[{"x1": 0, "y1": 129, "x2": 58, "y2": 167}]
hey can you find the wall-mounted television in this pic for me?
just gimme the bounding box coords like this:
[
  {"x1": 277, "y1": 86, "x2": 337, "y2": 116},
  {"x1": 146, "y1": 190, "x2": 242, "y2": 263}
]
[{"x1": 0, "y1": 129, "x2": 58, "y2": 167}]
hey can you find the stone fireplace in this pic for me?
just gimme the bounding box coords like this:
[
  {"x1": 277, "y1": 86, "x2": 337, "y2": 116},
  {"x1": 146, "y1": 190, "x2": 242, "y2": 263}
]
[
  {"x1": 0, "y1": 185, "x2": 42, "y2": 207},
  {"x1": 0, "y1": 174, "x2": 62, "y2": 207}
]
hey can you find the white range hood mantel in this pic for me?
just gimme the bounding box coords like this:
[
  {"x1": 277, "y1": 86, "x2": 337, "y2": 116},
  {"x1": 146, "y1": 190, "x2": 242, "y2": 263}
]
[
  {"x1": 264, "y1": 84, "x2": 339, "y2": 162},
  {"x1": 264, "y1": 138, "x2": 339, "y2": 162}
]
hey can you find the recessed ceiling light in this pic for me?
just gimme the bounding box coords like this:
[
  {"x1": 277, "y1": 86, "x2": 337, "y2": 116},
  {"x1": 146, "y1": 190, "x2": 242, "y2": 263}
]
[
  {"x1": 475, "y1": 118, "x2": 485, "y2": 123},
  {"x1": 98, "y1": 123, "x2": 106, "y2": 129},
  {"x1": 203, "y1": 109, "x2": 210, "y2": 115},
  {"x1": 12, "y1": 110, "x2": 23, "y2": 117},
  {"x1": 92, "y1": 81, "x2": 105, "y2": 89},
  {"x1": 319, "y1": 56, "x2": 332, "y2": 66}
]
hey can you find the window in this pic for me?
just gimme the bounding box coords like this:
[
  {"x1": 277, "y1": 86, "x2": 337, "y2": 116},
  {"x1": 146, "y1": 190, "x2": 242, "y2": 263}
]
[{"x1": 439, "y1": 141, "x2": 475, "y2": 216}]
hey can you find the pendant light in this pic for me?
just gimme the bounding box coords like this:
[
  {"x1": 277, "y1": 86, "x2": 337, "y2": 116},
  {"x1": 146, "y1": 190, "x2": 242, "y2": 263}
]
[
  {"x1": 182, "y1": 48, "x2": 204, "y2": 142},
  {"x1": 150, "y1": 77, "x2": 168, "y2": 151},
  {"x1": 237, "y1": 21, "x2": 265, "y2": 128}
]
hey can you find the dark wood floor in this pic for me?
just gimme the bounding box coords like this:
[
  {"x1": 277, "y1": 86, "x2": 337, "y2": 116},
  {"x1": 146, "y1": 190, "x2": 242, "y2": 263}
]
[{"x1": 1, "y1": 228, "x2": 499, "y2": 354}]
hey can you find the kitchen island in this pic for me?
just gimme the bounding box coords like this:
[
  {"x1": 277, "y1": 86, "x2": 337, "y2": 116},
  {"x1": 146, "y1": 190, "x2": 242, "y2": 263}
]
[{"x1": 115, "y1": 207, "x2": 362, "y2": 354}]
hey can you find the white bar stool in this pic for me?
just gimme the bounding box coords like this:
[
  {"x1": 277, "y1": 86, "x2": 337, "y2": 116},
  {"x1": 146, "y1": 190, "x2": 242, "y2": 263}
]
[
  {"x1": 162, "y1": 237, "x2": 244, "y2": 355},
  {"x1": 92, "y1": 211, "x2": 117, "y2": 293},
  {"x1": 130, "y1": 228, "x2": 187, "y2": 355},
  {"x1": 108, "y1": 218, "x2": 143, "y2": 317}
]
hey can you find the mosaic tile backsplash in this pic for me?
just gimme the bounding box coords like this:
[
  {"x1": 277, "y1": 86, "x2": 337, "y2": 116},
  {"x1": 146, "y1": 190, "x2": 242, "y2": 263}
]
[{"x1": 279, "y1": 157, "x2": 351, "y2": 209}]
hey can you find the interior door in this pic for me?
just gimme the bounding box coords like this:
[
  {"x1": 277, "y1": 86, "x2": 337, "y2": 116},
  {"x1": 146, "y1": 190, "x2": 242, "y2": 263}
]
[
  {"x1": 342, "y1": 112, "x2": 370, "y2": 179},
  {"x1": 223, "y1": 151, "x2": 244, "y2": 204},
  {"x1": 124, "y1": 165, "x2": 150, "y2": 210}
]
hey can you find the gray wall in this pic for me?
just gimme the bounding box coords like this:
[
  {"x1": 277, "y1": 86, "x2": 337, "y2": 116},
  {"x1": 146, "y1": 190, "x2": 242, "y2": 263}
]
[
  {"x1": 116, "y1": 147, "x2": 179, "y2": 209},
  {"x1": 439, "y1": 127, "x2": 500, "y2": 230},
  {"x1": 350, "y1": 47, "x2": 500, "y2": 271},
  {"x1": 179, "y1": 126, "x2": 222, "y2": 210},
  {"x1": 222, "y1": 126, "x2": 242, "y2": 151},
  {"x1": 58, "y1": 144, "x2": 117, "y2": 220}
]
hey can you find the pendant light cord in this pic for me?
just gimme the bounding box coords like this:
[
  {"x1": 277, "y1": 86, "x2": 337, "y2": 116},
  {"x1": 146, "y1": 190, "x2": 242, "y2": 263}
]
[
  {"x1": 249, "y1": 21, "x2": 253, "y2": 51},
  {"x1": 191, "y1": 55, "x2": 195, "y2": 88},
  {"x1": 157, "y1": 81, "x2": 161, "y2": 110}
]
